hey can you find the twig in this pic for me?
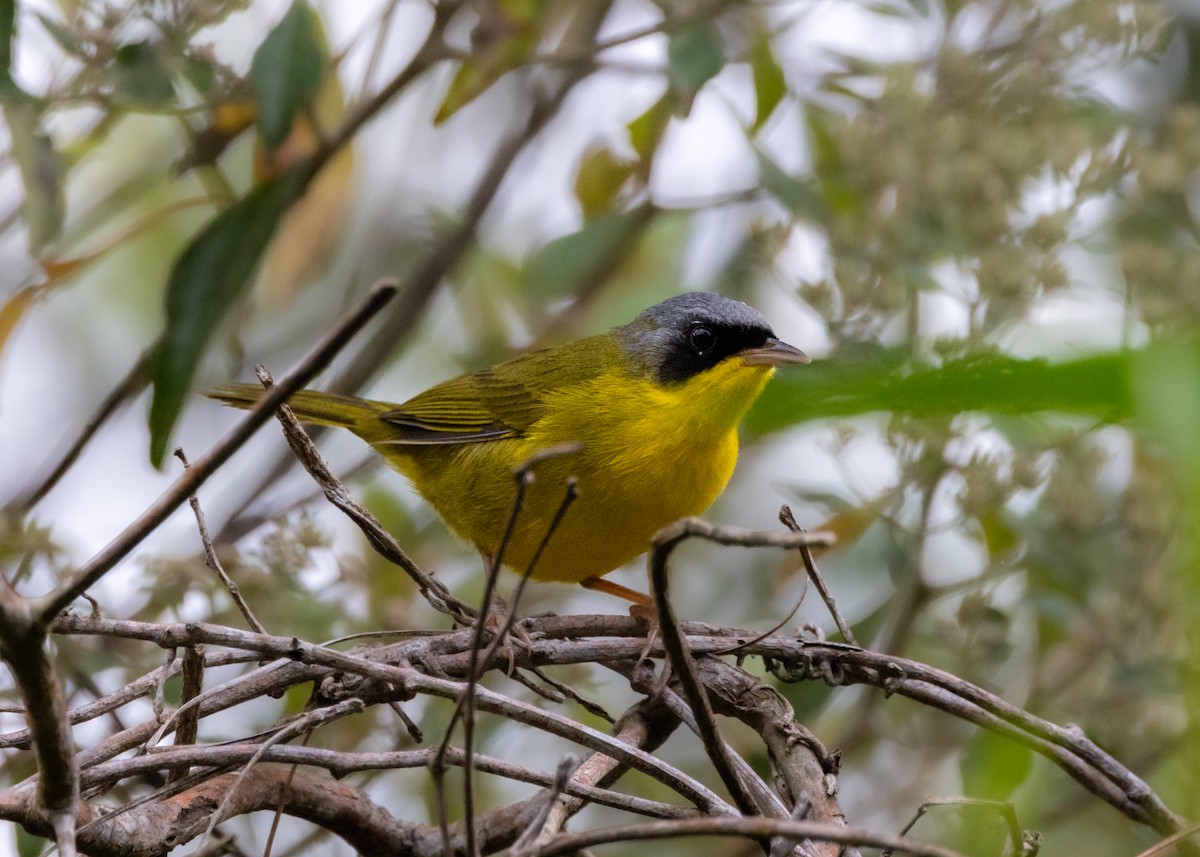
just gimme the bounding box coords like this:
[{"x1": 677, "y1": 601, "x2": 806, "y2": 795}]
[
  {"x1": 8, "y1": 349, "x2": 150, "y2": 512},
  {"x1": 0, "y1": 580, "x2": 78, "y2": 856},
  {"x1": 199, "y1": 699, "x2": 366, "y2": 848},
  {"x1": 35, "y1": 281, "x2": 399, "y2": 627},
  {"x1": 779, "y1": 505, "x2": 857, "y2": 646},
  {"x1": 167, "y1": 644, "x2": 205, "y2": 785},
  {"x1": 250, "y1": 365, "x2": 471, "y2": 623},
  {"x1": 452, "y1": 443, "x2": 581, "y2": 857},
  {"x1": 511, "y1": 755, "x2": 579, "y2": 855},
  {"x1": 78, "y1": 743, "x2": 697, "y2": 820},
  {"x1": 884, "y1": 797, "x2": 1028, "y2": 857},
  {"x1": 175, "y1": 449, "x2": 266, "y2": 634},
  {"x1": 1135, "y1": 821, "x2": 1200, "y2": 857},
  {"x1": 520, "y1": 815, "x2": 968, "y2": 857},
  {"x1": 649, "y1": 517, "x2": 834, "y2": 817}
]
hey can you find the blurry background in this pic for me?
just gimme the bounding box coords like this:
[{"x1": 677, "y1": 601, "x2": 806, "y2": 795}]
[{"x1": 1, "y1": 0, "x2": 1198, "y2": 854}]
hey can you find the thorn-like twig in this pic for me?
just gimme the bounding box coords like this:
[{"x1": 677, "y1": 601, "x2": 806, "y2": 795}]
[
  {"x1": 780, "y1": 505, "x2": 857, "y2": 646},
  {"x1": 251, "y1": 365, "x2": 473, "y2": 625},
  {"x1": 884, "y1": 797, "x2": 1030, "y2": 857},
  {"x1": 511, "y1": 755, "x2": 579, "y2": 855},
  {"x1": 175, "y1": 448, "x2": 267, "y2": 634}
]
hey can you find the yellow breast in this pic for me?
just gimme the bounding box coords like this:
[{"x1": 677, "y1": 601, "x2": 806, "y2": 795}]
[{"x1": 384, "y1": 358, "x2": 775, "y2": 583}]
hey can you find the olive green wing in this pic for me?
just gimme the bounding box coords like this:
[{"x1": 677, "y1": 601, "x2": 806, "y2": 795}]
[{"x1": 379, "y1": 334, "x2": 619, "y2": 446}]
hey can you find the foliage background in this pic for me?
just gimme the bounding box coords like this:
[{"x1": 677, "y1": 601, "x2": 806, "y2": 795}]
[{"x1": 1, "y1": 0, "x2": 1199, "y2": 854}]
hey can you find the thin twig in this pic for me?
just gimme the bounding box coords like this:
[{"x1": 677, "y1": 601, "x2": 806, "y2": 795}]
[
  {"x1": 199, "y1": 699, "x2": 365, "y2": 848},
  {"x1": 780, "y1": 505, "x2": 857, "y2": 646},
  {"x1": 520, "y1": 815, "x2": 968, "y2": 857},
  {"x1": 512, "y1": 755, "x2": 579, "y2": 855},
  {"x1": 175, "y1": 449, "x2": 266, "y2": 634},
  {"x1": 456, "y1": 443, "x2": 581, "y2": 857},
  {"x1": 251, "y1": 365, "x2": 471, "y2": 623},
  {"x1": 884, "y1": 797, "x2": 1027, "y2": 857},
  {"x1": 8, "y1": 349, "x2": 150, "y2": 512}
]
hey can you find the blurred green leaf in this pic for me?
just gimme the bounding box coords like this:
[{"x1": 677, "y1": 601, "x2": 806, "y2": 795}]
[
  {"x1": 113, "y1": 41, "x2": 176, "y2": 105},
  {"x1": 961, "y1": 729, "x2": 1032, "y2": 800},
  {"x1": 182, "y1": 54, "x2": 218, "y2": 96},
  {"x1": 524, "y1": 211, "x2": 641, "y2": 298},
  {"x1": 434, "y1": 2, "x2": 540, "y2": 123},
  {"x1": 574, "y1": 145, "x2": 635, "y2": 217},
  {"x1": 627, "y1": 94, "x2": 671, "y2": 166},
  {"x1": 0, "y1": 0, "x2": 14, "y2": 81},
  {"x1": 755, "y1": 148, "x2": 825, "y2": 219},
  {"x1": 806, "y1": 107, "x2": 860, "y2": 214},
  {"x1": 5, "y1": 103, "x2": 63, "y2": 253},
  {"x1": 250, "y1": 0, "x2": 326, "y2": 148},
  {"x1": 667, "y1": 20, "x2": 724, "y2": 115},
  {"x1": 747, "y1": 348, "x2": 1135, "y2": 434},
  {"x1": 16, "y1": 826, "x2": 47, "y2": 857},
  {"x1": 149, "y1": 165, "x2": 312, "y2": 466},
  {"x1": 435, "y1": 60, "x2": 493, "y2": 125},
  {"x1": 749, "y1": 32, "x2": 786, "y2": 133}
]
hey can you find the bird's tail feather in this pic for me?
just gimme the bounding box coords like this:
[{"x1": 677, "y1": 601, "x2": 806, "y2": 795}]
[{"x1": 206, "y1": 384, "x2": 392, "y2": 435}]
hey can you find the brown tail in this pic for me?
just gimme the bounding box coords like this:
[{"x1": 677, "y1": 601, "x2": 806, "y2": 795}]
[{"x1": 206, "y1": 384, "x2": 395, "y2": 440}]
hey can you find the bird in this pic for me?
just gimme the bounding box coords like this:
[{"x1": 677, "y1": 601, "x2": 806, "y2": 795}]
[{"x1": 209, "y1": 292, "x2": 808, "y2": 607}]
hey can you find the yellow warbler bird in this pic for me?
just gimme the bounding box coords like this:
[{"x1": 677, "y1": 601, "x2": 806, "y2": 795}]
[{"x1": 209, "y1": 292, "x2": 808, "y2": 606}]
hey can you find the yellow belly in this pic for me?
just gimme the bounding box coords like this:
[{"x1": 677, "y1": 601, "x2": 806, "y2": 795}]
[{"x1": 381, "y1": 361, "x2": 772, "y2": 583}]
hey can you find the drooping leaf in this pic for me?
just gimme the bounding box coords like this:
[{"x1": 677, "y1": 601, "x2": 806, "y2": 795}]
[
  {"x1": 524, "y1": 211, "x2": 641, "y2": 298},
  {"x1": 112, "y1": 41, "x2": 176, "y2": 105},
  {"x1": 148, "y1": 166, "x2": 312, "y2": 466},
  {"x1": 747, "y1": 347, "x2": 1136, "y2": 435},
  {"x1": 667, "y1": 20, "x2": 724, "y2": 115},
  {"x1": 250, "y1": 0, "x2": 326, "y2": 148},
  {"x1": 434, "y1": 60, "x2": 494, "y2": 125},
  {"x1": 749, "y1": 32, "x2": 786, "y2": 133},
  {"x1": 433, "y1": 0, "x2": 542, "y2": 123}
]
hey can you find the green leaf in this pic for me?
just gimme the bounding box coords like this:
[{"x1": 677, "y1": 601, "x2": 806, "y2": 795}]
[
  {"x1": 5, "y1": 102, "x2": 64, "y2": 253},
  {"x1": 627, "y1": 94, "x2": 671, "y2": 165},
  {"x1": 434, "y1": 59, "x2": 495, "y2": 125},
  {"x1": 0, "y1": 0, "x2": 14, "y2": 78},
  {"x1": 755, "y1": 148, "x2": 825, "y2": 220},
  {"x1": 113, "y1": 41, "x2": 176, "y2": 105},
  {"x1": 149, "y1": 166, "x2": 312, "y2": 466},
  {"x1": 16, "y1": 826, "x2": 48, "y2": 857},
  {"x1": 961, "y1": 729, "x2": 1032, "y2": 800},
  {"x1": 524, "y1": 211, "x2": 641, "y2": 299},
  {"x1": 250, "y1": 0, "x2": 326, "y2": 148},
  {"x1": 749, "y1": 33, "x2": 785, "y2": 133},
  {"x1": 574, "y1": 145, "x2": 635, "y2": 217},
  {"x1": 667, "y1": 20, "x2": 724, "y2": 116},
  {"x1": 746, "y1": 347, "x2": 1136, "y2": 435}
]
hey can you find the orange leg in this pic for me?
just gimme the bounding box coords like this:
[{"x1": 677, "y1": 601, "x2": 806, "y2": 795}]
[{"x1": 581, "y1": 576, "x2": 655, "y2": 621}]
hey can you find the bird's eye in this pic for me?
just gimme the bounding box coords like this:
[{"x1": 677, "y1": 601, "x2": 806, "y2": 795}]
[{"x1": 689, "y1": 325, "x2": 716, "y2": 355}]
